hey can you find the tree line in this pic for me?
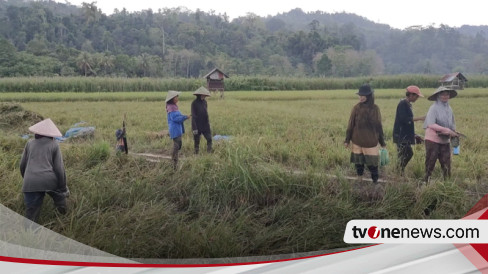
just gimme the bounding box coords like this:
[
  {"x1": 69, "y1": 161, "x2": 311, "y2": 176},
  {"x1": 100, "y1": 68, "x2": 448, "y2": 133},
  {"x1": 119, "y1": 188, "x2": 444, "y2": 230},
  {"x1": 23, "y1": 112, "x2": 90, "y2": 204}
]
[{"x1": 0, "y1": 0, "x2": 487, "y2": 78}]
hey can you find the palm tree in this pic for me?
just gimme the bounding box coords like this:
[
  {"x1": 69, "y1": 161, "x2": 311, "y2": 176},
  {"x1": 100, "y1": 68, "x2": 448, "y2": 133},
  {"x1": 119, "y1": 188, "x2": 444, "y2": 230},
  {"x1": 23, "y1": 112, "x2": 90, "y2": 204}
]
[
  {"x1": 99, "y1": 53, "x2": 115, "y2": 75},
  {"x1": 76, "y1": 51, "x2": 95, "y2": 76},
  {"x1": 82, "y1": 2, "x2": 101, "y2": 25},
  {"x1": 137, "y1": 53, "x2": 151, "y2": 77}
]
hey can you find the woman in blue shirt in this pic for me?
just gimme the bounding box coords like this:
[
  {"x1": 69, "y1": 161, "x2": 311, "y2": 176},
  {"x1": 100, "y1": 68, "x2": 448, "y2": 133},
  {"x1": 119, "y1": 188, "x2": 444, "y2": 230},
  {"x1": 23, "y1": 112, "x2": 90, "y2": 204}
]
[{"x1": 166, "y1": 90, "x2": 190, "y2": 170}]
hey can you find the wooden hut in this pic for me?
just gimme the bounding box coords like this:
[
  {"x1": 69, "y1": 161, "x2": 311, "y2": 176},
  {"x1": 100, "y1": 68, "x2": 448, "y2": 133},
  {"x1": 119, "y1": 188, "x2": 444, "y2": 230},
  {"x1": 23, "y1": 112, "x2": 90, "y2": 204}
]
[
  {"x1": 203, "y1": 68, "x2": 229, "y2": 98},
  {"x1": 439, "y1": 72, "x2": 467, "y2": 90}
]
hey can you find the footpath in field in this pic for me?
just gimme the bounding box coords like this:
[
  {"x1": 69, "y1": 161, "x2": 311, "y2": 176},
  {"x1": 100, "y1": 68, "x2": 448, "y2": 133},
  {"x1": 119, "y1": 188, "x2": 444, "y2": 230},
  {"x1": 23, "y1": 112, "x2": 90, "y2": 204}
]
[
  {"x1": 130, "y1": 151, "x2": 387, "y2": 184},
  {"x1": 130, "y1": 152, "x2": 172, "y2": 162},
  {"x1": 129, "y1": 150, "x2": 392, "y2": 201}
]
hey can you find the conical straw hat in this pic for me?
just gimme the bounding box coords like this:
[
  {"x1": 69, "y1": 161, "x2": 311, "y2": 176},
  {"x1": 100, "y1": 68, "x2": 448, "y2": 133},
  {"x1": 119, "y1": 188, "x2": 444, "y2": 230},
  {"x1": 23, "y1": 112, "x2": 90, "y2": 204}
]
[
  {"x1": 165, "y1": 90, "x2": 181, "y2": 103},
  {"x1": 428, "y1": 86, "x2": 458, "y2": 101},
  {"x1": 193, "y1": 86, "x2": 211, "y2": 96},
  {"x1": 28, "y1": 118, "x2": 62, "y2": 137}
]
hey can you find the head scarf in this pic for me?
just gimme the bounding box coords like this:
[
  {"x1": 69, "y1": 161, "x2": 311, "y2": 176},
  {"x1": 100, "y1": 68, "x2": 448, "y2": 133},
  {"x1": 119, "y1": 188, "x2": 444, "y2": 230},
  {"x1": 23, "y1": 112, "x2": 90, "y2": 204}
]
[
  {"x1": 166, "y1": 103, "x2": 179, "y2": 113},
  {"x1": 423, "y1": 97, "x2": 455, "y2": 130}
]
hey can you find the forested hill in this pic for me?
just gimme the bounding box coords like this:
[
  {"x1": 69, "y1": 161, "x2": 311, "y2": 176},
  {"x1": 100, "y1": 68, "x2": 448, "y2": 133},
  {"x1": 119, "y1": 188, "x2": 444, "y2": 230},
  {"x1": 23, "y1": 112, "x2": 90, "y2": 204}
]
[{"x1": 0, "y1": 0, "x2": 487, "y2": 78}]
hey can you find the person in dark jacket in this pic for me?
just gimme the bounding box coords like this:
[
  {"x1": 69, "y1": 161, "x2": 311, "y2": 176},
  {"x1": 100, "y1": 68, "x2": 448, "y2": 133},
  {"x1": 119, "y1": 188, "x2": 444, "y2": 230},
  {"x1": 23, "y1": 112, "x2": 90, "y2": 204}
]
[
  {"x1": 191, "y1": 86, "x2": 212, "y2": 154},
  {"x1": 393, "y1": 85, "x2": 426, "y2": 174},
  {"x1": 344, "y1": 84, "x2": 386, "y2": 183},
  {"x1": 20, "y1": 118, "x2": 68, "y2": 223},
  {"x1": 166, "y1": 90, "x2": 190, "y2": 170}
]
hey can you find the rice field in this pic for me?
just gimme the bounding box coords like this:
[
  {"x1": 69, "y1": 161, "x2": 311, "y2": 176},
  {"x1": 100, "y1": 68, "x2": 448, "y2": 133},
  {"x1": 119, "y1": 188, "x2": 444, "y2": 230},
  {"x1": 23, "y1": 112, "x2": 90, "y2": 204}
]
[{"x1": 0, "y1": 88, "x2": 487, "y2": 259}]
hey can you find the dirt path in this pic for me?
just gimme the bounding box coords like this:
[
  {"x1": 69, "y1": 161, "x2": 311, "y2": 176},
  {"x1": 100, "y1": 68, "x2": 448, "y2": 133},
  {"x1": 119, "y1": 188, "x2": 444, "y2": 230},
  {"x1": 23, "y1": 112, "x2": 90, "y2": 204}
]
[
  {"x1": 130, "y1": 152, "x2": 388, "y2": 183},
  {"x1": 289, "y1": 169, "x2": 388, "y2": 183},
  {"x1": 129, "y1": 152, "x2": 172, "y2": 162}
]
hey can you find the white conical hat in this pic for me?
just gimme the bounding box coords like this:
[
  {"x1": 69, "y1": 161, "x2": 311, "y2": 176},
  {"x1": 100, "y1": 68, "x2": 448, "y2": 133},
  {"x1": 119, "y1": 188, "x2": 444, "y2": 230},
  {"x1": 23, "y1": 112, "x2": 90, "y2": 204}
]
[
  {"x1": 28, "y1": 118, "x2": 62, "y2": 137},
  {"x1": 193, "y1": 86, "x2": 211, "y2": 97},
  {"x1": 165, "y1": 90, "x2": 181, "y2": 103}
]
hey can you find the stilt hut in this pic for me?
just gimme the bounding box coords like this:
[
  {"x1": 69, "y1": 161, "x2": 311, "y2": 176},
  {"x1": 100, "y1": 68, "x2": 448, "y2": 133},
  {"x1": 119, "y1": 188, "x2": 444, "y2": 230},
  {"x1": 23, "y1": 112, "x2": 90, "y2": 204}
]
[
  {"x1": 439, "y1": 72, "x2": 467, "y2": 90},
  {"x1": 203, "y1": 68, "x2": 229, "y2": 99}
]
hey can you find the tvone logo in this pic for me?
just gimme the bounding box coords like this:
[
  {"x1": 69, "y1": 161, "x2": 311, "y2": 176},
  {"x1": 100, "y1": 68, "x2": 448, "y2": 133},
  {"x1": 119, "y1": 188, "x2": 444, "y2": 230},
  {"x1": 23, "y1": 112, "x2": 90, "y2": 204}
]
[{"x1": 368, "y1": 226, "x2": 380, "y2": 239}]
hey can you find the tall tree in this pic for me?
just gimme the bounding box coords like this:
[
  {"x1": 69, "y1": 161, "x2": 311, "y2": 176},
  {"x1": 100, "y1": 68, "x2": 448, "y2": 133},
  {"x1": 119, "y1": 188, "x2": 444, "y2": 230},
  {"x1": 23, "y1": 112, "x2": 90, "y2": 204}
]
[
  {"x1": 76, "y1": 51, "x2": 95, "y2": 76},
  {"x1": 0, "y1": 37, "x2": 17, "y2": 76},
  {"x1": 315, "y1": 53, "x2": 332, "y2": 77}
]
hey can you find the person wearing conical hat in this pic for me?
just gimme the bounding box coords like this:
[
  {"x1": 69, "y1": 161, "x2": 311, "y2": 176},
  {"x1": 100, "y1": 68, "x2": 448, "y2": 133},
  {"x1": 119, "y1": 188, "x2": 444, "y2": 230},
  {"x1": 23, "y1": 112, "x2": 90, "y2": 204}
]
[
  {"x1": 423, "y1": 86, "x2": 459, "y2": 183},
  {"x1": 393, "y1": 85, "x2": 426, "y2": 175},
  {"x1": 20, "y1": 118, "x2": 68, "y2": 223},
  {"x1": 166, "y1": 90, "x2": 190, "y2": 170},
  {"x1": 191, "y1": 86, "x2": 212, "y2": 154},
  {"x1": 344, "y1": 84, "x2": 386, "y2": 184}
]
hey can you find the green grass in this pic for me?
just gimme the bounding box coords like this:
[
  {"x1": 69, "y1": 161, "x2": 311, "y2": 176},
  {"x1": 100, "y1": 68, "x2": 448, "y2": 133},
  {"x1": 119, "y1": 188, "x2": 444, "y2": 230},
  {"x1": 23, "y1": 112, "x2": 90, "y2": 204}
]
[
  {"x1": 0, "y1": 88, "x2": 487, "y2": 259},
  {"x1": 2, "y1": 75, "x2": 488, "y2": 93}
]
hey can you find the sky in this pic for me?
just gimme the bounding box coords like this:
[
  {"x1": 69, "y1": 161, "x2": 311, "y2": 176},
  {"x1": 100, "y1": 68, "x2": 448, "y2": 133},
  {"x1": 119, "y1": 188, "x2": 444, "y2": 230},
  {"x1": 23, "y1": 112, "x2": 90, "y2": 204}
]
[{"x1": 60, "y1": 0, "x2": 487, "y2": 30}]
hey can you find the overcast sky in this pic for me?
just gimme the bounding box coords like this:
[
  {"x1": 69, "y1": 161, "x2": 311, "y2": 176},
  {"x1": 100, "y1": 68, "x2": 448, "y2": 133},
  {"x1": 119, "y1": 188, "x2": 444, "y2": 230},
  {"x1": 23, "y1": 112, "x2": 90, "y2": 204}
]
[{"x1": 61, "y1": 0, "x2": 486, "y2": 30}]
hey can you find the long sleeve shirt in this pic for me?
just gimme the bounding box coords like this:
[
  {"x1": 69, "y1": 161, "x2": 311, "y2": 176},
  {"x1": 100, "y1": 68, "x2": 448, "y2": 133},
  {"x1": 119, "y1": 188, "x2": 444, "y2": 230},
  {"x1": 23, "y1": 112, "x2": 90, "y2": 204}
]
[
  {"x1": 345, "y1": 103, "x2": 386, "y2": 148},
  {"x1": 191, "y1": 98, "x2": 211, "y2": 133},
  {"x1": 425, "y1": 124, "x2": 455, "y2": 144},
  {"x1": 423, "y1": 101, "x2": 456, "y2": 144},
  {"x1": 167, "y1": 110, "x2": 188, "y2": 139},
  {"x1": 20, "y1": 137, "x2": 67, "y2": 192},
  {"x1": 393, "y1": 99, "x2": 415, "y2": 144}
]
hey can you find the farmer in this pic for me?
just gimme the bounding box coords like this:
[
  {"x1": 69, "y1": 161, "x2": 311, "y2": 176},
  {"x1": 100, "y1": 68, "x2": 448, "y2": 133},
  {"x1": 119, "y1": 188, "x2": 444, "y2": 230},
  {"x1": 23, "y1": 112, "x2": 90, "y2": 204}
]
[
  {"x1": 166, "y1": 90, "x2": 190, "y2": 170},
  {"x1": 344, "y1": 84, "x2": 386, "y2": 183},
  {"x1": 393, "y1": 85, "x2": 426, "y2": 174},
  {"x1": 191, "y1": 86, "x2": 213, "y2": 154},
  {"x1": 423, "y1": 86, "x2": 458, "y2": 183},
  {"x1": 20, "y1": 118, "x2": 68, "y2": 223}
]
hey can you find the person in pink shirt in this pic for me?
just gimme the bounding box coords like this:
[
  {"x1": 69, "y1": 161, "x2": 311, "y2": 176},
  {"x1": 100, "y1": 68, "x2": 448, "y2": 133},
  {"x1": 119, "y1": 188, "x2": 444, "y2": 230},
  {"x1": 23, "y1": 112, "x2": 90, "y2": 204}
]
[{"x1": 423, "y1": 86, "x2": 459, "y2": 183}]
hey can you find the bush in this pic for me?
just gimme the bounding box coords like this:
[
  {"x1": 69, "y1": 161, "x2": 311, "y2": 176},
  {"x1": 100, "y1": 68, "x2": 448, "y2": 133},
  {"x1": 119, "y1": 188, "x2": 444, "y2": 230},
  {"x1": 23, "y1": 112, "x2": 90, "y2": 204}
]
[{"x1": 85, "y1": 142, "x2": 110, "y2": 169}]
